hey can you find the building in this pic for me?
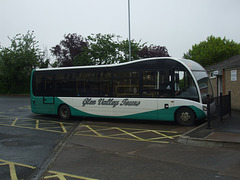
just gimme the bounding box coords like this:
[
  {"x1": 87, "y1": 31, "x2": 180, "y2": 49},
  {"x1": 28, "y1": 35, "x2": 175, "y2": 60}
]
[{"x1": 206, "y1": 55, "x2": 240, "y2": 110}]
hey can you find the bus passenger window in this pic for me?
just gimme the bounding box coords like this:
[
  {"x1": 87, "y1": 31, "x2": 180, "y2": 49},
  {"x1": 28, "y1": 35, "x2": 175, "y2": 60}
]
[
  {"x1": 100, "y1": 72, "x2": 112, "y2": 97},
  {"x1": 113, "y1": 71, "x2": 139, "y2": 97},
  {"x1": 77, "y1": 72, "x2": 100, "y2": 97},
  {"x1": 55, "y1": 72, "x2": 76, "y2": 97},
  {"x1": 142, "y1": 71, "x2": 159, "y2": 97}
]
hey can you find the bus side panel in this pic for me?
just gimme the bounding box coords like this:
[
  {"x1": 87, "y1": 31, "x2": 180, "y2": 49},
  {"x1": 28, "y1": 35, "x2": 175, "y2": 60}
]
[
  {"x1": 56, "y1": 97, "x2": 114, "y2": 118},
  {"x1": 112, "y1": 98, "x2": 158, "y2": 120},
  {"x1": 57, "y1": 97, "x2": 158, "y2": 120},
  {"x1": 157, "y1": 107, "x2": 178, "y2": 121},
  {"x1": 31, "y1": 96, "x2": 57, "y2": 115},
  {"x1": 191, "y1": 106, "x2": 206, "y2": 120},
  {"x1": 157, "y1": 99, "x2": 176, "y2": 121}
]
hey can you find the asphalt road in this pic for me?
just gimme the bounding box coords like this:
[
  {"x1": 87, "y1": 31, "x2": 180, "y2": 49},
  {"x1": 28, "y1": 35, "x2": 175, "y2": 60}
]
[
  {"x1": 0, "y1": 96, "x2": 240, "y2": 180},
  {"x1": 0, "y1": 96, "x2": 79, "y2": 180}
]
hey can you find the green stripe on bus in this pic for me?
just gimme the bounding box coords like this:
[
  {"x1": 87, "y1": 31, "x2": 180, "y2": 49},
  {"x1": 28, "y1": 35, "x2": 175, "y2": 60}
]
[{"x1": 32, "y1": 97, "x2": 206, "y2": 121}]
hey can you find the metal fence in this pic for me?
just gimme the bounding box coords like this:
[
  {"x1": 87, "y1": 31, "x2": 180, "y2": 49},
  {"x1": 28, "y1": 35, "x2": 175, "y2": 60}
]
[{"x1": 207, "y1": 91, "x2": 231, "y2": 128}]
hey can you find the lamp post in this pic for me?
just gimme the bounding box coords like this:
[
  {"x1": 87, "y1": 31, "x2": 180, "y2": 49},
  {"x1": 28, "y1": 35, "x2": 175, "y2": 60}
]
[{"x1": 128, "y1": 0, "x2": 131, "y2": 61}]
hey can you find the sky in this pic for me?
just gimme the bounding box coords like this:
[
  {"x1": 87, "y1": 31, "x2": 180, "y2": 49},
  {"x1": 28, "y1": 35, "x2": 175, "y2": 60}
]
[{"x1": 1, "y1": 0, "x2": 240, "y2": 58}]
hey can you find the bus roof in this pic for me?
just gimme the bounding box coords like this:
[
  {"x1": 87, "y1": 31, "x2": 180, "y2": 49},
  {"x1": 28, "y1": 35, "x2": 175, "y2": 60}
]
[
  {"x1": 178, "y1": 59, "x2": 205, "y2": 71},
  {"x1": 35, "y1": 57, "x2": 205, "y2": 72}
]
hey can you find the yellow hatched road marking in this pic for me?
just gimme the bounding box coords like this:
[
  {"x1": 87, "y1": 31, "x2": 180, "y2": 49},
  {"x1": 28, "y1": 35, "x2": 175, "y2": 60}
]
[
  {"x1": 59, "y1": 122, "x2": 67, "y2": 133},
  {"x1": 0, "y1": 115, "x2": 73, "y2": 126},
  {"x1": 110, "y1": 129, "x2": 175, "y2": 140},
  {"x1": 78, "y1": 125, "x2": 178, "y2": 134},
  {"x1": 44, "y1": 174, "x2": 66, "y2": 180},
  {"x1": 11, "y1": 118, "x2": 18, "y2": 126},
  {"x1": 85, "y1": 125, "x2": 103, "y2": 137},
  {"x1": 77, "y1": 126, "x2": 116, "y2": 134},
  {"x1": 36, "y1": 120, "x2": 39, "y2": 129},
  {"x1": 151, "y1": 130, "x2": 174, "y2": 139},
  {"x1": 75, "y1": 133, "x2": 170, "y2": 144},
  {"x1": 0, "y1": 123, "x2": 68, "y2": 134},
  {"x1": 0, "y1": 159, "x2": 98, "y2": 180},
  {"x1": 0, "y1": 115, "x2": 74, "y2": 134},
  {"x1": 115, "y1": 127, "x2": 145, "y2": 141},
  {"x1": 45, "y1": 170, "x2": 99, "y2": 180},
  {"x1": 0, "y1": 162, "x2": 18, "y2": 180},
  {"x1": 147, "y1": 134, "x2": 181, "y2": 141},
  {"x1": 81, "y1": 125, "x2": 178, "y2": 134},
  {"x1": 0, "y1": 159, "x2": 35, "y2": 180},
  {"x1": 9, "y1": 162, "x2": 18, "y2": 180},
  {"x1": 75, "y1": 125, "x2": 180, "y2": 143},
  {"x1": 122, "y1": 127, "x2": 178, "y2": 134},
  {"x1": 113, "y1": 129, "x2": 176, "y2": 140},
  {"x1": 0, "y1": 159, "x2": 35, "y2": 169},
  {"x1": 0, "y1": 115, "x2": 181, "y2": 143}
]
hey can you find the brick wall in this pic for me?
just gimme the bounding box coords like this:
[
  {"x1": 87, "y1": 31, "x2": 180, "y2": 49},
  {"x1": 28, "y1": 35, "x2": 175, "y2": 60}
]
[
  {"x1": 224, "y1": 68, "x2": 240, "y2": 110},
  {"x1": 208, "y1": 67, "x2": 240, "y2": 110}
]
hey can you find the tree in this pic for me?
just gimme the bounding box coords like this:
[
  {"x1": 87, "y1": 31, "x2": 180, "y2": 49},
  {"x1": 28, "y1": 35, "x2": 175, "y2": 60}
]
[
  {"x1": 86, "y1": 33, "x2": 122, "y2": 65},
  {"x1": 51, "y1": 33, "x2": 89, "y2": 67},
  {"x1": 0, "y1": 31, "x2": 46, "y2": 94},
  {"x1": 138, "y1": 45, "x2": 170, "y2": 58},
  {"x1": 51, "y1": 33, "x2": 171, "y2": 67},
  {"x1": 39, "y1": 47, "x2": 50, "y2": 68},
  {"x1": 183, "y1": 36, "x2": 240, "y2": 67},
  {"x1": 118, "y1": 39, "x2": 144, "y2": 63}
]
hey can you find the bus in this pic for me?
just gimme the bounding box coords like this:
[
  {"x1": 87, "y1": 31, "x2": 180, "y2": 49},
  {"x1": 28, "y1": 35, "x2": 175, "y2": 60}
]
[{"x1": 30, "y1": 57, "x2": 214, "y2": 126}]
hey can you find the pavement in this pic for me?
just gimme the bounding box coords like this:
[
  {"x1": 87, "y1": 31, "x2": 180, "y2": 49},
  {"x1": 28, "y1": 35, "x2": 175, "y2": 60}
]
[{"x1": 178, "y1": 110, "x2": 240, "y2": 148}]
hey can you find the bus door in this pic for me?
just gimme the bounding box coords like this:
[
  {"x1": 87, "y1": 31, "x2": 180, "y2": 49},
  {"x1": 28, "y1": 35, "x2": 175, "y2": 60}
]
[
  {"x1": 42, "y1": 74, "x2": 55, "y2": 104},
  {"x1": 157, "y1": 69, "x2": 175, "y2": 121},
  {"x1": 158, "y1": 69, "x2": 191, "y2": 121},
  {"x1": 32, "y1": 72, "x2": 55, "y2": 115}
]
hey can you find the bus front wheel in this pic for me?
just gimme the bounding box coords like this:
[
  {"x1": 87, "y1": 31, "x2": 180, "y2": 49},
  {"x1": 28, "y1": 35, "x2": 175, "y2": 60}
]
[
  {"x1": 59, "y1": 104, "x2": 71, "y2": 120},
  {"x1": 176, "y1": 107, "x2": 195, "y2": 126}
]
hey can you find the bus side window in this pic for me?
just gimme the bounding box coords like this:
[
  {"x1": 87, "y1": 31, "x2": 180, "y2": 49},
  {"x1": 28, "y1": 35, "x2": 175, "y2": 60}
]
[
  {"x1": 142, "y1": 71, "x2": 159, "y2": 97},
  {"x1": 113, "y1": 71, "x2": 139, "y2": 97},
  {"x1": 78, "y1": 72, "x2": 100, "y2": 97},
  {"x1": 55, "y1": 72, "x2": 76, "y2": 97},
  {"x1": 100, "y1": 72, "x2": 112, "y2": 97}
]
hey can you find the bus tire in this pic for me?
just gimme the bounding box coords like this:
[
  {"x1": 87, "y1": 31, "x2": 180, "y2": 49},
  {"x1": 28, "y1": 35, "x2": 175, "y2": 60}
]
[
  {"x1": 59, "y1": 104, "x2": 71, "y2": 120},
  {"x1": 176, "y1": 107, "x2": 195, "y2": 126}
]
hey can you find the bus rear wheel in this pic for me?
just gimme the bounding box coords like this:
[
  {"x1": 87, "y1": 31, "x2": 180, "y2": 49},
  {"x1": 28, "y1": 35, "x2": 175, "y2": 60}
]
[
  {"x1": 59, "y1": 104, "x2": 71, "y2": 120},
  {"x1": 176, "y1": 107, "x2": 195, "y2": 126}
]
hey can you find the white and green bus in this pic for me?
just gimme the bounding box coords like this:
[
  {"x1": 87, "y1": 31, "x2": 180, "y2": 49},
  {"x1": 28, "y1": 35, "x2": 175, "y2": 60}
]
[{"x1": 30, "y1": 57, "x2": 213, "y2": 125}]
